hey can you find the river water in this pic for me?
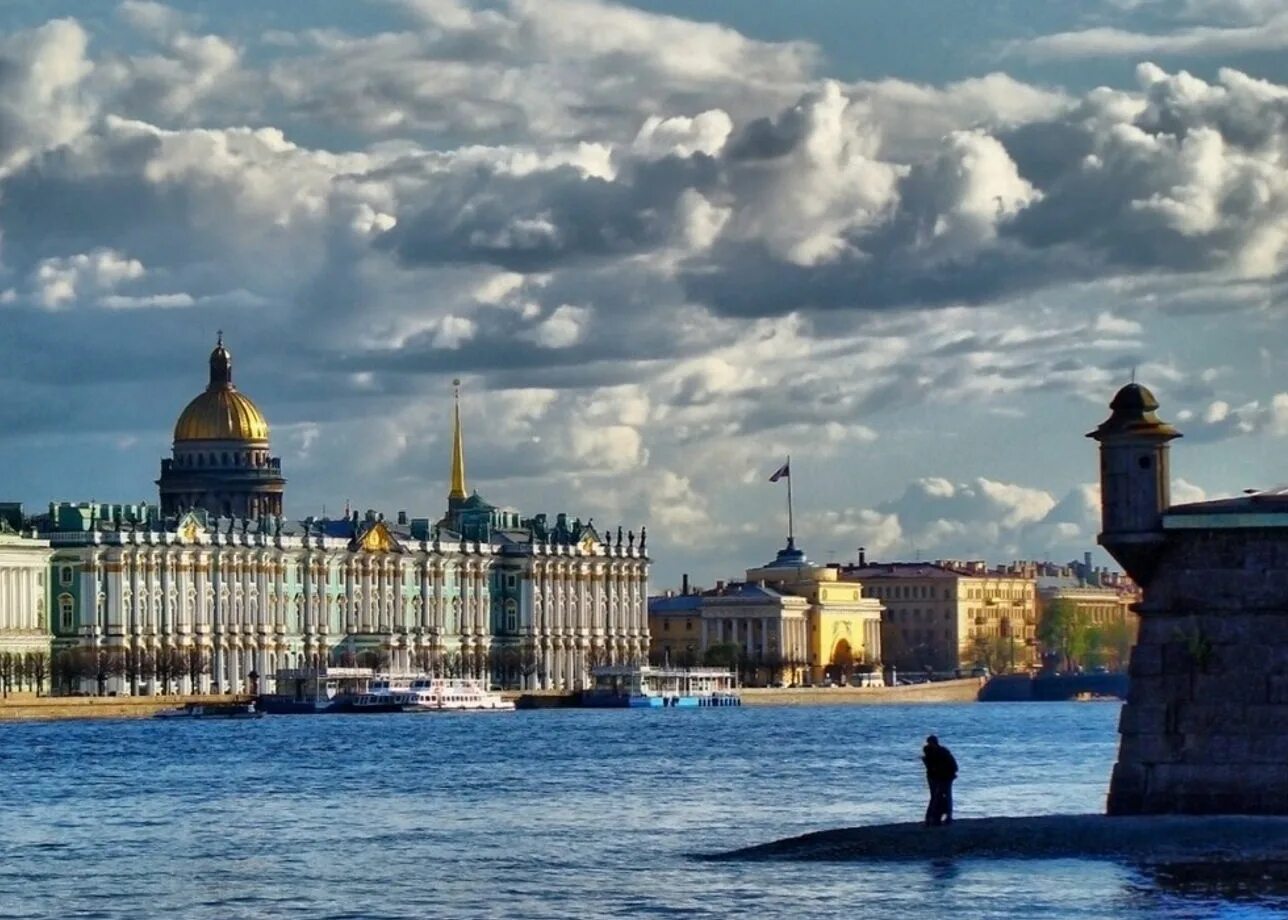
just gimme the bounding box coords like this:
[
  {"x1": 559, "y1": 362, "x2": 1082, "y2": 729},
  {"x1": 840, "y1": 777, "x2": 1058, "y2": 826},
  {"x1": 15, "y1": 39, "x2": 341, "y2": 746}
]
[{"x1": 1, "y1": 702, "x2": 1284, "y2": 918}]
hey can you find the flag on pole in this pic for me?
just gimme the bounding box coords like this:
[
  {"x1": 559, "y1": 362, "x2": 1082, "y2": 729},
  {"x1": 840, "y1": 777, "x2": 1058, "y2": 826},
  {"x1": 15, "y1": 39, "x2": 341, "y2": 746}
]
[{"x1": 768, "y1": 461, "x2": 790, "y2": 482}]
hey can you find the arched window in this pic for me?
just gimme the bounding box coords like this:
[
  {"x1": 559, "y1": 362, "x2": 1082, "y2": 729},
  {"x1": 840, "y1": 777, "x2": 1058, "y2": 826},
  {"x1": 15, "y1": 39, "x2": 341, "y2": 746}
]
[
  {"x1": 58, "y1": 594, "x2": 75, "y2": 633},
  {"x1": 59, "y1": 566, "x2": 73, "y2": 587}
]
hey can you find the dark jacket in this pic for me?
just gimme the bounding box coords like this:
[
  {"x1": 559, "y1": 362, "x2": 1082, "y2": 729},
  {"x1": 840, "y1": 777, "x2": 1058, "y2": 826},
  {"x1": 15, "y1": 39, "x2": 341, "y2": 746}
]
[{"x1": 922, "y1": 744, "x2": 958, "y2": 782}]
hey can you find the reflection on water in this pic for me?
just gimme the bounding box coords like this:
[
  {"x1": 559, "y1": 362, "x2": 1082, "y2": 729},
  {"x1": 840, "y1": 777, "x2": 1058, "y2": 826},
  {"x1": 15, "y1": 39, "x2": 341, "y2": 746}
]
[{"x1": 1, "y1": 703, "x2": 1286, "y2": 919}]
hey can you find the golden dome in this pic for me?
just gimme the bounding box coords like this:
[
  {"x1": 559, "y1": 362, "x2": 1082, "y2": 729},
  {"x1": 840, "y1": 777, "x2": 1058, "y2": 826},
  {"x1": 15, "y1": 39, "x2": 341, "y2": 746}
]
[{"x1": 173, "y1": 335, "x2": 270, "y2": 443}]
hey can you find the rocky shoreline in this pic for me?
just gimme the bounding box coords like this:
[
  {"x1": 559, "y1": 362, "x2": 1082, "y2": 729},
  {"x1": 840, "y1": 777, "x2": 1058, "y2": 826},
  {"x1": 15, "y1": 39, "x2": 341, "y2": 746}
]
[{"x1": 703, "y1": 814, "x2": 1288, "y2": 868}]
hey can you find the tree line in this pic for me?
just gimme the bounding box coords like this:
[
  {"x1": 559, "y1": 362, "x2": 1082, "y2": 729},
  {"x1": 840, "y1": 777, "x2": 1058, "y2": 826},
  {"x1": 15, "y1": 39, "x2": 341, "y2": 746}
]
[{"x1": 1034, "y1": 599, "x2": 1135, "y2": 672}]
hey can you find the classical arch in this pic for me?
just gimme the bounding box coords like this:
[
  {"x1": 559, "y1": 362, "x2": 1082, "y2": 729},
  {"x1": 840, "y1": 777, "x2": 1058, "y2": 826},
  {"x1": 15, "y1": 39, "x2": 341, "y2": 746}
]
[{"x1": 828, "y1": 638, "x2": 854, "y2": 681}]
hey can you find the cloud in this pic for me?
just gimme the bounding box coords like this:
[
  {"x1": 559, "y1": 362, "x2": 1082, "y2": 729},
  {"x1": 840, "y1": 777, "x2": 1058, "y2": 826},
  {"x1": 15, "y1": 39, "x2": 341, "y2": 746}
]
[
  {"x1": 1184, "y1": 392, "x2": 1288, "y2": 440},
  {"x1": 29, "y1": 249, "x2": 145, "y2": 309},
  {"x1": 810, "y1": 476, "x2": 1109, "y2": 564},
  {"x1": 522, "y1": 304, "x2": 591, "y2": 348},
  {"x1": 1005, "y1": 13, "x2": 1288, "y2": 60},
  {"x1": 266, "y1": 0, "x2": 815, "y2": 144},
  {"x1": 0, "y1": 19, "x2": 94, "y2": 175},
  {"x1": 2, "y1": 2, "x2": 1287, "y2": 590}
]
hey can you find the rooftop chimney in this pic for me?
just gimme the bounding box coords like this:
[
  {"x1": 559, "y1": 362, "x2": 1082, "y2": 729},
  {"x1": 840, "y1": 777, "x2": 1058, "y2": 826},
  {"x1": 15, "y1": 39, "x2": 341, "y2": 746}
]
[
  {"x1": 397, "y1": 510, "x2": 408, "y2": 526},
  {"x1": 682, "y1": 573, "x2": 690, "y2": 596},
  {"x1": 859, "y1": 546, "x2": 867, "y2": 566}
]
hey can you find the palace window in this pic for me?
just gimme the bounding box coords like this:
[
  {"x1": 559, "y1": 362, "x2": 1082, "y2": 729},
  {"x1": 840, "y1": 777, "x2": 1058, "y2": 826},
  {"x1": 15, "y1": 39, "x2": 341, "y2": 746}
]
[
  {"x1": 59, "y1": 566, "x2": 73, "y2": 587},
  {"x1": 505, "y1": 601, "x2": 518, "y2": 633},
  {"x1": 59, "y1": 594, "x2": 74, "y2": 632}
]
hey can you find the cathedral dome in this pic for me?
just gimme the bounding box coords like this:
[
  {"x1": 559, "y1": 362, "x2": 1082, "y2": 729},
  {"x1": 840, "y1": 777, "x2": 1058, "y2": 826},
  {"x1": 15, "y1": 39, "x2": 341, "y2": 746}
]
[{"x1": 173, "y1": 335, "x2": 270, "y2": 442}]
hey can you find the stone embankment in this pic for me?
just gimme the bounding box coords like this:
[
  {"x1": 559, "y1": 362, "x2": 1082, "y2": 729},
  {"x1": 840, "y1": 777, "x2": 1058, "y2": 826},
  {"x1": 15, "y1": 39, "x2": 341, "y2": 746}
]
[
  {"x1": 740, "y1": 678, "x2": 982, "y2": 707},
  {"x1": 0, "y1": 694, "x2": 251, "y2": 722},
  {"x1": 706, "y1": 814, "x2": 1288, "y2": 867}
]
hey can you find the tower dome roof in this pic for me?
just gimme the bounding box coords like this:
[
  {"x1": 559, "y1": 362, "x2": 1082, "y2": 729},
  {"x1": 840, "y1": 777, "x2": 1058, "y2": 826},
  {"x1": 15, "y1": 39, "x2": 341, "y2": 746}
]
[
  {"x1": 1088, "y1": 382, "x2": 1180, "y2": 440},
  {"x1": 173, "y1": 335, "x2": 270, "y2": 442}
]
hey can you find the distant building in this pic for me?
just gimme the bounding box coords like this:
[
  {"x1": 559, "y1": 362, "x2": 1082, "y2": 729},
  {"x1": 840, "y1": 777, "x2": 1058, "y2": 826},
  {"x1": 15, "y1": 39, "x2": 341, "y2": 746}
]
[
  {"x1": 0, "y1": 523, "x2": 53, "y2": 688},
  {"x1": 649, "y1": 541, "x2": 883, "y2": 685},
  {"x1": 1035, "y1": 561, "x2": 1140, "y2": 671},
  {"x1": 840, "y1": 557, "x2": 1038, "y2": 673},
  {"x1": 20, "y1": 341, "x2": 649, "y2": 695}
]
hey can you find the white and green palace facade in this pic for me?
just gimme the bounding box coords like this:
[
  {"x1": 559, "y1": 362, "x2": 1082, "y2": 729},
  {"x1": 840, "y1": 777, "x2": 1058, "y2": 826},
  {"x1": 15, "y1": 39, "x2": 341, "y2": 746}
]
[
  {"x1": 43, "y1": 502, "x2": 649, "y2": 695},
  {"x1": 8, "y1": 341, "x2": 650, "y2": 696}
]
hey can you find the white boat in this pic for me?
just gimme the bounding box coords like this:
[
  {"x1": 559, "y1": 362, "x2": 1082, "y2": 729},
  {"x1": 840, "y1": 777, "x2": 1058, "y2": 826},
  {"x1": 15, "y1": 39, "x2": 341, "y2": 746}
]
[
  {"x1": 582, "y1": 665, "x2": 741, "y2": 708},
  {"x1": 351, "y1": 675, "x2": 515, "y2": 713},
  {"x1": 405, "y1": 677, "x2": 516, "y2": 712}
]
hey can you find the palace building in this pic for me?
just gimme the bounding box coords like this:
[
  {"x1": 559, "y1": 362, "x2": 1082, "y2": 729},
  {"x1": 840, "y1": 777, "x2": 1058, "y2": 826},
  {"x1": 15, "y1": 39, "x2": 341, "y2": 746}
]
[
  {"x1": 24, "y1": 338, "x2": 649, "y2": 696},
  {"x1": 0, "y1": 523, "x2": 53, "y2": 690}
]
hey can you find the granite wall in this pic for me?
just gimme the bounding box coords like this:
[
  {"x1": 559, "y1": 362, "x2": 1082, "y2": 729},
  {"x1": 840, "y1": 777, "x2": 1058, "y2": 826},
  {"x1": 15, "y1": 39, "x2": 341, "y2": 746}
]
[{"x1": 1108, "y1": 528, "x2": 1288, "y2": 815}]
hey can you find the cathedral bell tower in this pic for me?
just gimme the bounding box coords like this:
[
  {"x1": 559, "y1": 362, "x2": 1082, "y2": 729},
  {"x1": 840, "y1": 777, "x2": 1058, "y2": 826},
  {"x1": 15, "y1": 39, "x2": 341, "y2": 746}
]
[{"x1": 1087, "y1": 382, "x2": 1181, "y2": 584}]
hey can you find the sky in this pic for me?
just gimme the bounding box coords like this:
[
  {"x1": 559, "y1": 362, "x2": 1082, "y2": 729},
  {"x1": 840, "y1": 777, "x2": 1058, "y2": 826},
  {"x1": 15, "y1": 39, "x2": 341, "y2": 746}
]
[{"x1": 3, "y1": 0, "x2": 1288, "y2": 589}]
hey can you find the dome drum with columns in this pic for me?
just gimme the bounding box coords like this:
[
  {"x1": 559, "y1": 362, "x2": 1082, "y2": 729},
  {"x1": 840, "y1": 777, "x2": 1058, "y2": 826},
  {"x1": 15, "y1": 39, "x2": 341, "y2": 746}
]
[{"x1": 157, "y1": 335, "x2": 285, "y2": 519}]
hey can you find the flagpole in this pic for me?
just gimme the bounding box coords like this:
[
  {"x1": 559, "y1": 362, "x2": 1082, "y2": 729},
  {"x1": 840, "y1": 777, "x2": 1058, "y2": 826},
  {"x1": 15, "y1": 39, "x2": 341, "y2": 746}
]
[{"x1": 786, "y1": 454, "x2": 794, "y2": 549}]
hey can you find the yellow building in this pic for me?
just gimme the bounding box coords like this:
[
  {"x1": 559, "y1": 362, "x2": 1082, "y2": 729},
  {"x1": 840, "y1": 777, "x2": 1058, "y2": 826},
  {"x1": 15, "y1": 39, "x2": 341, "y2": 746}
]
[
  {"x1": 649, "y1": 541, "x2": 884, "y2": 685},
  {"x1": 842, "y1": 560, "x2": 1038, "y2": 674},
  {"x1": 1037, "y1": 583, "x2": 1140, "y2": 670}
]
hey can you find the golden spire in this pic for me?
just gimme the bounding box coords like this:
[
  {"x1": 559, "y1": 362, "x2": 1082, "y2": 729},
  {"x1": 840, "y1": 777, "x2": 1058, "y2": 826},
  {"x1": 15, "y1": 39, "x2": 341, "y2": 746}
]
[{"x1": 449, "y1": 378, "x2": 467, "y2": 501}]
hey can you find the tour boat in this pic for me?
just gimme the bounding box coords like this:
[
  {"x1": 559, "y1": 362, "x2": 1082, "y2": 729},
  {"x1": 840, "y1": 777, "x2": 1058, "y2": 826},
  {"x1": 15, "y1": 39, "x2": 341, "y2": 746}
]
[
  {"x1": 351, "y1": 676, "x2": 516, "y2": 713},
  {"x1": 405, "y1": 678, "x2": 516, "y2": 712},
  {"x1": 581, "y1": 665, "x2": 741, "y2": 708}
]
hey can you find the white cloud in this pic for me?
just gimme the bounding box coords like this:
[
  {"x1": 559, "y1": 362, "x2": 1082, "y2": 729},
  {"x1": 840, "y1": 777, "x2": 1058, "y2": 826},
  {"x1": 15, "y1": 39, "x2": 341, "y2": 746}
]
[
  {"x1": 523, "y1": 304, "x2": 590, "y2": 348},
  {"x1": 0, "y1": 19, "x2": 94, "y2": 175},
  {"x1": 31, "y1": 249, "x2": 145, "y2": 309},
  {"x1": 430, "y1": 315, "x2": 477, "y2": 349}
]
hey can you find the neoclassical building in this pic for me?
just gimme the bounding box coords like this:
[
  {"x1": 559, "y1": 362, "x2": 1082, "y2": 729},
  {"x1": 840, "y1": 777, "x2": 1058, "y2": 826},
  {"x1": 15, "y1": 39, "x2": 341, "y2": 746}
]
[
  {"x1": 0, "y1": 525, "x2": 53, "y2": 686},
  {"x1": 34, "y1": 343, "x2": 649, "y2": 695},
  {"x1": 649, "y1": 540, "x2": 883, "y2": 684}
]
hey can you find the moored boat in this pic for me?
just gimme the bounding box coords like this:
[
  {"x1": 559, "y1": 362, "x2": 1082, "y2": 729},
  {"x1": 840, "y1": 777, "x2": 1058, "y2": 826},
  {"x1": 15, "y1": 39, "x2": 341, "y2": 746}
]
[
  {"x1": 154, "y1": 701, "x2": 264, "y2": 719},
  {"x1": 258, "y1": 667, "x2": 377, "y2": 713},
  {"x1": 404, "y1": 678, "x2": 516, "y2": 712},
  {"x1": 352, "y1": 676, "x2": 516, "y2": 713},
  {"x1": 581, "y1": 665, "x2": 741, "y2": 708}
]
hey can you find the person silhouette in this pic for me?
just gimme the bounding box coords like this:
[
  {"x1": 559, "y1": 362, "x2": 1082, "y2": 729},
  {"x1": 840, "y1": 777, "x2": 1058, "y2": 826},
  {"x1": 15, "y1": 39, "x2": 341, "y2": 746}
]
[{"x1": 922, "y1": 735, "x2": 958, "y2": 827}]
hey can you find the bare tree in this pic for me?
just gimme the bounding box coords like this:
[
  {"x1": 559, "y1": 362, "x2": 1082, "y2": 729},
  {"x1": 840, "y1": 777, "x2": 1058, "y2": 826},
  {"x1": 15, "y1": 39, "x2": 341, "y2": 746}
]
[
  {"x1": 93, "y1": 647, "x2": 126, "y2": 695},
  {"x1": 0, "y1": 653, "x2": 14, "y2": 697},
  {"x1": 585, "y1": 643, "x2": 613, "y2": 672},
  {"x1": 25, "y1": 651, "x2": 50, "y2": 696},
  {"x1": 185, "y1": 647, "x2": 211, "y2": 693},
  {"x1": 122, "y1": 647, "x2": 155, "y2": 696},
  {"x1": 154, "y1": 647, "x2": 186, "y2": 694},
  {"x1": 411, "y1": 647, "x2": 438, "y2": 675}
]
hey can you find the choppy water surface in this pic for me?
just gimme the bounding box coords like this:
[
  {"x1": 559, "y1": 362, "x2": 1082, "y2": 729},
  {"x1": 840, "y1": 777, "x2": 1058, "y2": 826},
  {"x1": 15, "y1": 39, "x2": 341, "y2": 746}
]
[{"x1": 1, "y1": 703, "x2": 1284, "y2": 919}]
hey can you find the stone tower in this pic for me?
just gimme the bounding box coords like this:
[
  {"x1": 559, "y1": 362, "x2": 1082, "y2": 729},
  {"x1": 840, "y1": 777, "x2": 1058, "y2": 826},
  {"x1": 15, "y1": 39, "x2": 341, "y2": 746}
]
[
  {"x1": 1087, "y1": 382, "x2": 1180, "y2": 584},
  {"x1": 1093, "y1": 382, "x2": 1288, "y2": 815}
]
